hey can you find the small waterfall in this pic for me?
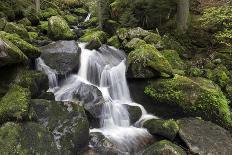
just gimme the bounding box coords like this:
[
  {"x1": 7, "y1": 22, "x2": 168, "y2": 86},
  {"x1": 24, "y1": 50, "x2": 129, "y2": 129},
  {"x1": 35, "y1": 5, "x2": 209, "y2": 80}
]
[
  {"x1": 35, "y1": 57, "x2": 58, "y2": 92},
  {"x1": 36, "y1": 43, "x2": 157, "y2": 154},
  {"x1": 84, "y1": 13, "x2": 91, "y2": 22}
]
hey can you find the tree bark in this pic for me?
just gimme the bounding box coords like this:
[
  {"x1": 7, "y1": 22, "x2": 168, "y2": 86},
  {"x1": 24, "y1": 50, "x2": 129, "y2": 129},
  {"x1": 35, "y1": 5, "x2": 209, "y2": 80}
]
[
  {"x1": 177, "y1": 0, "x2": 190, "y2": 33},
  {"x1": 35, "y1": 0, "x2": 40, "y2": 13}
]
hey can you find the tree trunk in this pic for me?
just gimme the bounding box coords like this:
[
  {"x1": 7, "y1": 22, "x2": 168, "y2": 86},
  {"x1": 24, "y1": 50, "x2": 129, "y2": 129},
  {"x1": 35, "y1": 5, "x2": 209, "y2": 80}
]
[
  {"x1": 35, "y1": 0, "x2": 40, "y2": 13},
  {"x1": 97, "y1": 0, "x2": 111, "y2": 30},
  {"x1": 177, "y1": 0, "x2": 190, "y2": 33}
]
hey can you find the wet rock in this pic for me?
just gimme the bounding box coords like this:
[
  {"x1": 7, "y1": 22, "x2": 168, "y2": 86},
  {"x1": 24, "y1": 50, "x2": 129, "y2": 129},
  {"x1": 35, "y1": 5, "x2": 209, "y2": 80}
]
[
  {"x1": 0, "y1": 37, "x2": 27, "y2": 67},
  {"x1": 40, "y1": 40, "x2": 81, "y2": 78},
  {"x1": 30, "y1": 99, "x2": 89, "y2": 154},
  {"x1": 125, "y1": 104, "x2": 142, "y2": 124},
  {"x1": 178, "y1": 118, "x2": 232, "y2": 155},
  {"x1": 143, "y1": 140, "x2": 186, "y2": 155},
  {"x1": 143, "y1": 119, "x2": 179, "y2": 141},
  {"x1": 0, "y1": 122, "x2": 59, "y2": 154},
  {"x1": 86, "y1": 38, "x2": 101, "y2": 50},
  {"x1": 145, "y1": 75, "x2": 232, "y2": 130},
  {"x1": 89, "y1": 132, "x2": 118, "y2": 155}
]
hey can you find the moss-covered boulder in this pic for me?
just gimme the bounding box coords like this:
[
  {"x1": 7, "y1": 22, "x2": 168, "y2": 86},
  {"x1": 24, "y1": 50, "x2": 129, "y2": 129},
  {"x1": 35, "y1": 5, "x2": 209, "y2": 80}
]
[
  {"x1": 0, "y1": 122, "x2": 59, "y2": 154},
  {"x1": 18, "y1": 18, "x2": 31, "y2": 27},
  {"x1": 143, "y1": 119, "x2": 179, "y2": 140},
  {"x1": 64, "y1": 14, "x2": 78, "y2": 25},
  {"x1": 80, "y1": 29, "x2": 107, "y2": 44},
  {"x1": 0, "y1": 31, "x2": 41, "y2": 58},
  {"x1": 39, "y1": 8, "x2": 59, "y2": 20},
  {"x1": 30, "y1": 99, "x2": 89, "y2": 154},
  {"x1": 48, "y1": 16, "x2": 75, "y2": 40},
  {"x1": 125, "y1": 38, "x2": 146, "y2": 51},
  {"x1": 107, "y1": 36, "x2": 120, "y2": 48},
  {"x1": 0, "y1": 85, "x2": 30, "y2": 123},
  {"x1": 0, "y1": 37, "x2": 27, "y2": 67},
  {"x1": 28, "y1": 32, "x2": 38, "y2": 40},
  {"x1": 117, "y1": 27, "x2": 150, "y2": 41},
  {"x1": 0, "y1": 18, "x2": 7, "y2": 30},
  {"x1": 143, "y1": 140, "x2": 187, "y2": 155},
  {"x1": 38, "y1": 21, "x2": 48, "y2": 34},
  {"x1": 125, "y1": 104, "x2": 142, "y2": 124},
  {"x1": 145, "y1": 75, "x2": 232, "y2": 130},
  {"x1": 4, "y1": 22, "x2": 29, "y2": 40},
  {"x1": 79, "y1": 17, "x2": 98, "y2": 28},
  {"x1": 127, "y1": 43, "x2": 173, "y2": 78},
  {"x1": 86, "y1": 38, "x2": 101, "y2": 50},
  {"x1": 73, "y1": 8, "x2": 88, "y2": 16},
  {"x1": 144, "y1": 33, "x2": 164, "y2": 50}
]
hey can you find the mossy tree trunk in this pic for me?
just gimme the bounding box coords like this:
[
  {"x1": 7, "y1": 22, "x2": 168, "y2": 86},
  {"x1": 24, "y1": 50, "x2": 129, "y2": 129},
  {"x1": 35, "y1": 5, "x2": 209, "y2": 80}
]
[
  {"x1": 177, "y1": 0, "x2": 189, "y2": 33},
  {"x1": 35, "y1": 0, "x2": 40, "y2": 13}
]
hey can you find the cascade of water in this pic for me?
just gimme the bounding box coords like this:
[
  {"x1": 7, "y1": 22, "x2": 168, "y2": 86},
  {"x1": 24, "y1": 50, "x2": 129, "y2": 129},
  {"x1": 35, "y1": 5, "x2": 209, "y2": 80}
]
[
  {"x1": 84, "y1": 13, "x2": 91, "y2": 22},
  {"x1": 35, "y1": 57, "x2": 59, "y2": 92}
]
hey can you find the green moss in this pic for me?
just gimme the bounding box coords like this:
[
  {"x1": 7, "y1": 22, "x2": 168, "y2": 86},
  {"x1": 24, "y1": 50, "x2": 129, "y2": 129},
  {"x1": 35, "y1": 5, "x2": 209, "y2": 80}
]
[
  {"x1": 186, "y1": 67, "x2": 203, "y2": 77},
  {"x1": 145, "y1": 75, "x2": 232, "y2": 130},
  {"x1": 0, "y1": 37, "x2": 28, "y2": 66},
  {"x1": 73, "y1": 8, "x2": 88, "y2": 16},
  {"x1": 125, "y1": 38, "x2": 146, "y2": 50},
  {"x1": 38, "y1": 21, "x2": 48, "y2": 34},
  {"x1": 0, "y1": 18, "x2": 7, "y2": 30},
  {"x1": 128, "y1": 43, "x2": 173, "y2": 78},
  {"x1": 64, "y1": 14, "x2": 78, "y2": 25},
  {"x1": 18, "y1": 18, "x2": 31, "y2": 27},
  {"x1": 80, "y1": 29, "x2": 107, "y2": 43},
  {"x1": 143, "y1": 119, "x2": 179, "y2": 140},
  {"x1": 0, "y1": 31, "x2": 41, "y2": 58},
  {"x1": 144, "y1": 33, "x2": 164, "y2": 49},
  {"x1": 28, "y1": 32, "x2": 38, "y2": 40},
  {"x1": 39, "y1": 8, "x2": 59, "y2": 20},
  {"x1": 162, "y1": 50, "x2": 185, "y2": 71},
  {"x1": 4, "y1": 22, "x2": 29, "y2": 40},
  {"x1": 0, "y1": 85, "x2": 30, "y2": 123},
  {"x1": 48, "y1": 16, "x2": 75, "y2": 40},
  {"x1": 117, "y1": 28, "x2": 129, "y2": 40},
  {"x1": 143, "y1": 140, "x2": 186, "y2": 155},
  {"x1": 107, "y1": 36, "x2": 120, "y2": 48}
]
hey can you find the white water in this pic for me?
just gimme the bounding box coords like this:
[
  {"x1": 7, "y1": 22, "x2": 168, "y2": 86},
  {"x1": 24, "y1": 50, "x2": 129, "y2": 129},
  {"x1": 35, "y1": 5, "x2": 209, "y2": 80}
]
[
  {"x1": 84, "y1": 13, "x2": 91, "y2": 22},
  {"x1": 36, "y1": 43, "x2": 157, "y2": 154}
]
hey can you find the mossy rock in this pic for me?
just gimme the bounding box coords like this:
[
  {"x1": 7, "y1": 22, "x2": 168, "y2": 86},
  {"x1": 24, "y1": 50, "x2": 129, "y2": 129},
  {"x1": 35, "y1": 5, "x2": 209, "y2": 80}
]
[
  {"x1": 73, "y1": 8, "x2": 88, "y2": 16},
  {"x1": 79, "y1": 17, "x2": 98, "y2": 28},
  {"x1": 0, "y1": 122, "x2": 59, "y2": 154},
  {"x1": 4, "y1": 22, "x2": 29, "y2": 40},
  {"x1": 26, "y1": 12, "x2": 40, "y2": 26},
  {"x1": 0, "y1": 31, "x2": 41, "y2": 59},
  {"x1": 39, "y1": 8, "x2": 59, "y2": 20},
  {"x1": 186, "y1": 67, "x2": 203, "y2": 77},
  {"x1": 107, "y1": 36, "x2": 120, "y2": 49},
  {"x1": 28, "y1": 32, "x2": 38, "y2": 40},
  {"x1": 30, "y1": 99, "x2": 89, "y2": 154},
  {"x1": 64, "y1": 14, "x2": 78, "y2": 25},
  {"x1": 80, "y1": 29, "x2": 107, "y2": 44},
  {"x1": 143, "y1": 140, "x2": 187, "y2": 155},
  {"x1": 125, "y1": 38, "x2": 146, "y2": 51},
  {"x1": 48, "y1": 16, "x2": 75, "y2": 40},
  {"x1": 86, "y1": 38, "x2": 101, "y2": 50},
  {"x1": 0, "y1": 37, "x2": 27, "y2": 67},
  {"x1": 26, "y1": 26, "x2": 37, "y2": 32},
  {"x1": 17, "y1": 18, "x2": 31, "y2": 27},
  {"x1": 38, "y1": 21, "x2": 49, "y2": 34},
  {"x1": 145, "y1": 75, "x2": 232, "y2": 130},
  {"x1": 127, "y1": 43, "x2": 173, "y2": 78},
  {"x1": 143, "y1": 119, "x2": 179, "y2": 140},
  {"x1": 0, "y1": 85, "x2": 30, "y2": 123},
  {"x1": 162, "y1": 50, "x2": 185, "y2": 71},
  {"x1": 117, "y1": 27, "x2": 150, "y2": 41},
  {"x1": 144, "y1": 33, "x2": 164, "y2": 49},
  {"x1": 0, "y1": 18, "x2": 7, "y2": 30}
]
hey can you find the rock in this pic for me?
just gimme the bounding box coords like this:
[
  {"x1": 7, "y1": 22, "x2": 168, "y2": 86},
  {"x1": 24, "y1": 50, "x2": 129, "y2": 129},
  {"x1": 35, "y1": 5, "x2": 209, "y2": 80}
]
[
  {"x1": 86, "y1": 38, "x2": 101, "y2": 50},
  {"x1": 107, "y1": 36, "x2": 120, "y2": 48},
  {"x1": 48, "y1": 16, "x2": 75, "y2": 40},
  {"x1": 79, "y1": 17, "x2": 98, "y2": 29},
  {"x1": 143, "y1": 119, "x2": 179, "y2": 140},
  {"x1": 144, "y1": 33, "x2": 164, "y2": 50},
  {"x1": 30, "y1": 99, "x2": 89, "y2": 154},
  {"x1": 145, "y1": 75, "x2": 232, "y2": 130},
  {"x1": 38, "y1": 91, "x2": 55, "y2": 100},
  {"x1": 143, "y1": 140, "x2": 187, "y2": 155},
  {"x1": 40, "y1": 40, "x2": 81, "y2": 78},
  {"x1": 0, "y1": 122, "x2": 59, "y2": 154},
  {"x1": 127, "y1": 27, "x2": 150, "y2": 39},
  {"x1": 125, "y1": 38, "x2": 146, "y2": 51},
  {"x1": 0, "y1": 18, "x2": 7, "y2": 30},
  {"x1": 14, "y1": 69, "x2": 49, "y2": 98},
  {"x1": 4, "y1": 22, "x2": 29, "y2": 40},
  {"x1": 18, "y1": 18, "x2": 31, "y2": 26},
  {"x1": 89, "y1": 132, "x2": 118, "y2": 155},
  {"x1": 0, "y1": 37, "x2": 27, "y2": 67},
  {"x1": 39, "y1": 8, "x2": 59, "y2": 20},
  {"x1": 0, "y1": 85, "x2": 30, "y2": 124},
  {"x1": 26, "y1": 12, "x2": 40, "y2": 26},
  {"x1": 73, "y1": 8, "x2": 88, "y2": 16},
  {"x1": 28, "y1": 32, "x2": 38, "y2": 40},
  {"x1": 80, "y1": 29, "x2": 107, "y2": 44},
  {"x1": 38, "y1": 21, "x2": 48, "y2": 34},
  {"x1": 0, "y1": 31, "x2": 41, "y2": 59},
  {"x1": 125, "y1": 104, "x2": 142, "y2": 124},
  {"x1": 127, "y1": 43, "x2": 173, "y2": 78},
  {"x1": 64, "y1": 14, "x2": 78, "y2": 25},
  {"x1": 178, "y1": 118, "x2": 232, "y2": 155}
]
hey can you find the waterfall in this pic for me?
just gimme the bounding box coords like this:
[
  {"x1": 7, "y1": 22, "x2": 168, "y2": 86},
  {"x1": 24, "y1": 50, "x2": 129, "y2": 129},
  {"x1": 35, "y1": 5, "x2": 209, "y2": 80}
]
[
  {"x1": 36, "y1": 43, "x2": 157, "y2": 154},
  {"x1": 84, "y1": 13, "x2": 91, "y2": 22}
]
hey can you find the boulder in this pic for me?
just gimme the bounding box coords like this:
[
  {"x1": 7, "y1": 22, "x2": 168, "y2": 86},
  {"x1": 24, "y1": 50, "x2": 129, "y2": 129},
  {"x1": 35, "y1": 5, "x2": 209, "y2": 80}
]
[
  {"x1": 143, "y1": 119, "x2": 179, "y2": 140},
  {"x1": 125, "y1": 38, "x2": 146, "y2": 51},
  {"x1": 18, "y1": 18, "x2": 31, "y2": 26},
  {"x1": 0, "y1": 85, "x2": 30, "y2": 124},
  {"x1": 40, "y1": 40, "x2": 81, "y2": 78},
  {"x1": 73, "y1": 8, "x2": 88, "y2": 16},
  {"x1": 48, "y1": 16, "x2": 75, "y2": 40},
  {"x1": 0, "y1": 122, "x2": 59, "y2": 154},
  {"x1": 125, "y1": 104, "x2": 142, "y2": 124},
  {"x1": 0, "y1": 31, "x2": 41, "y2": 59},
  {"x1": 0, "y1": 37, "x2": 27, "y2": 67},
  {"x1": 4, "y1": 22, "x2": 29, "y2": 40},
  {"x1": 144, "y1": 33, "x2": 164, "y2": 50},
  {"x1": 86, "y1": 38, "x2": 101, "y2": 50},
  {"x1": 143, "y1": 140, "x2": 186, "y2": 155},
  {"x1": 127, "y1": 43, "x2": 173, "y2": 78},
  {"x1": 80, "y1": 29, "x2": 107, "y2": 44},
  {"x1": 178, "y1": 118, "x2": 232, "y2": 155},
  {"x1": 39, "y1": 8, "x2": 59, "y2": 20},
  {"x1": 145, "y1": 75, "x2": 232, "y2": 130},
  {"x1": 30, "y1": 99, "x2": 89, "y2": 154},
  {"x1": 107, "y1": 36, "x2": 120, "y2": 49}
]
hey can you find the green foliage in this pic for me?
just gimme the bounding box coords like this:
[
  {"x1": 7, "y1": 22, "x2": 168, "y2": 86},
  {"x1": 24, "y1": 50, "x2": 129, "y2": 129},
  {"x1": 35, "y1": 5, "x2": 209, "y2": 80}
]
[
  {"x1": 200, "y1": 6, "x2": 232, "y2": 47},
  {"x1": 107, "y1": 36, "x2": 120, "y2": 48},
  {"x1": 4, "y1": 22, "x2": 30, "y2": 40}
]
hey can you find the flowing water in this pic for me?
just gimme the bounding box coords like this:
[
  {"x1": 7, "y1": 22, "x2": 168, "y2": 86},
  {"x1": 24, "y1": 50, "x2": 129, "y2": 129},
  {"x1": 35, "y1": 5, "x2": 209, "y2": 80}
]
[{"x1": 36, "y1": 43, "x2": 157, "y2": 154}]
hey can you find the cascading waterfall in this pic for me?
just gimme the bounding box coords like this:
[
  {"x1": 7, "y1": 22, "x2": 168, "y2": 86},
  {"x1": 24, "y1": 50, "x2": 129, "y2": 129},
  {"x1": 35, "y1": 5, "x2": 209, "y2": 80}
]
[{"x1": 36, "y1": 43, "x2": 157, "y2": 154}]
